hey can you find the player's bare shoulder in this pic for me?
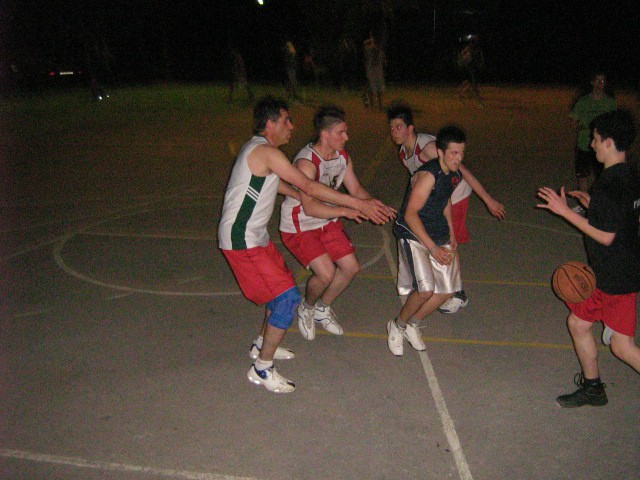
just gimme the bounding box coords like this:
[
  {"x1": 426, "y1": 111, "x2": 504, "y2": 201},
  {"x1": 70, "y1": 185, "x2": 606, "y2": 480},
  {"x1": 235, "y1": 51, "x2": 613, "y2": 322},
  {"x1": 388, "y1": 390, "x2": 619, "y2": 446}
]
[
  {"x1": 248, "y1": 141, "x2": 285, "y2": 177},
  {"x1": 411, "y1": 168, "x2": 432, "y2": 186}
]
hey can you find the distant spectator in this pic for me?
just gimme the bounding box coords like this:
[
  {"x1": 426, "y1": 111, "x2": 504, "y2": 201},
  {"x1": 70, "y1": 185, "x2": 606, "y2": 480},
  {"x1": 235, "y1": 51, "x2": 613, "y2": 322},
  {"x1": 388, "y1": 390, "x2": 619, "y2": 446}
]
[
  {"x1": 302, "y1": 47, "x2": 320, "y2": 87},
  {"x1": 336, "y1": 35, "x2": 358, "y2": 90},
  {"x1": 228, "y1": 48, "x2": 255, "y2": 104},
  {"x1": 456, "y1": 36, "x2": 484, "y2": 104},
  {"x1": 282, "y1": 40, "x2": 302, "y2": 102},
  {"x1": 570, "y1": 72, "x2": 617, "y2": 196},
  {"x1": 363, "y1": 33, "x2": 386, "y2": 109}
]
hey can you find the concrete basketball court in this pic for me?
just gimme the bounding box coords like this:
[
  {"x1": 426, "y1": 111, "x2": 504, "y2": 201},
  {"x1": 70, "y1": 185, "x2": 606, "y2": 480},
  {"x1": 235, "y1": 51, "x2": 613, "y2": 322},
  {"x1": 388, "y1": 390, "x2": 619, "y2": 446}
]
[{"x1": 2, "y1": 85, "x2": 639, "y2": 479}]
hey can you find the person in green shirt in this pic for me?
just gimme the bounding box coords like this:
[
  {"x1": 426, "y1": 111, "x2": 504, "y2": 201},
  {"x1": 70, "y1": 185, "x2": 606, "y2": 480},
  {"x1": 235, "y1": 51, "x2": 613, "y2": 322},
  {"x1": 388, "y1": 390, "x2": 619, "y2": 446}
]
[{"x1": 570, "y1": 72, "x2": 617, "y2": 196}]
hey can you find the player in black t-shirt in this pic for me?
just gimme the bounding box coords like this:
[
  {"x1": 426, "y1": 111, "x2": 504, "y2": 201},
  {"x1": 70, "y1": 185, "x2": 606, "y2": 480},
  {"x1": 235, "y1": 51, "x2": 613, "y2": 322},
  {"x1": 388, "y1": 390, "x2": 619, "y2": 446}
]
[{"x1": 537, "y1": 110, "x2": 640, "y2": 407}]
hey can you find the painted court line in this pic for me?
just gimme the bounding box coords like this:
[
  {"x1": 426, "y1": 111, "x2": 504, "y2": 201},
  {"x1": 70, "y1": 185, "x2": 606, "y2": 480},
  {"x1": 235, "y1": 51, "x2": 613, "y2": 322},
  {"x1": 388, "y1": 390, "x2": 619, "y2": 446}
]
[
  {"x1": 418, "y1": 351, "x2": 473, "y2": 480},
  {"x1": 318, "y1": 329, "x2": 576, "y2": 351},
  {"x1": 0, "y1": 449, "x2": 256, "y2": 480},
  {"x1": 381, "y1": 229, "x2": 473, "y2": 480}
]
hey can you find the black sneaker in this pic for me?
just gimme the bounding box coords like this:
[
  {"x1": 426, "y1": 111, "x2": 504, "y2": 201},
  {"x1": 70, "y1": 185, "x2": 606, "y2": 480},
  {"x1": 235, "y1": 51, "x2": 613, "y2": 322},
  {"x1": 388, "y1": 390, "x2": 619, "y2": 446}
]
[{"x1": 556, "y1": 373, "x2": 608, "y2": 408}]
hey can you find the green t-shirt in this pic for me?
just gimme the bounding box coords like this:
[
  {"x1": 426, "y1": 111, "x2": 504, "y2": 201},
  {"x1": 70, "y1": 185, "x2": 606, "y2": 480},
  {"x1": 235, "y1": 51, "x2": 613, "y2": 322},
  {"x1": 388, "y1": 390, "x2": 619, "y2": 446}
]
[{"x1": 570, "y1": 94, "x2": 617, "y2": 151}]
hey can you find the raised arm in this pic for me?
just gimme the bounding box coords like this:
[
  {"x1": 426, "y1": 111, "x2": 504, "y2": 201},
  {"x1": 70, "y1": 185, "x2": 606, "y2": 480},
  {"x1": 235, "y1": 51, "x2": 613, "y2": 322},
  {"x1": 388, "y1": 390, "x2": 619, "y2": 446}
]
[
  {"x1": 536, "y1": 186, "x2": 615, "y2": 245},
  {"x1": 459, "y1": 164, "x2": 506, "y2": 220}
]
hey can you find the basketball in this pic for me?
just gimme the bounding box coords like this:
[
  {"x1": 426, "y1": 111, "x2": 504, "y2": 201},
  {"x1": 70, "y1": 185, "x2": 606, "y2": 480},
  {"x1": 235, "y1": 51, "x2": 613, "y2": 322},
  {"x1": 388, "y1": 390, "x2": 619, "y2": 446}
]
[{"x1": 552, "y1": 261, "x2": 596, "y2": 303}]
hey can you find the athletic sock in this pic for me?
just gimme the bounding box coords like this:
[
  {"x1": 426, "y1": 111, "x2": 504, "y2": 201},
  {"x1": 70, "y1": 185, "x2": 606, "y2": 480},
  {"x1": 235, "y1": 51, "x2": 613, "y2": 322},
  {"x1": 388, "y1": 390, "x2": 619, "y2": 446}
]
[
  {"x1": 254, "y1": 358, "x2": 273, "y2": 371},
  {"x1": 302, "y1": 300, "x2": 315, "y2": 310},
  {"x1": 316, "y1": 299, "x2": 329, "y2": 308},
  {"x1": 408, "y1": 317, "x2": 420, "y2": 327},
  {"x1": 395, "y1": 317, "x2": 407, "y2": 329},
  {"x1": 584, "y1": 376, "x2": 602, "y2": 387}
]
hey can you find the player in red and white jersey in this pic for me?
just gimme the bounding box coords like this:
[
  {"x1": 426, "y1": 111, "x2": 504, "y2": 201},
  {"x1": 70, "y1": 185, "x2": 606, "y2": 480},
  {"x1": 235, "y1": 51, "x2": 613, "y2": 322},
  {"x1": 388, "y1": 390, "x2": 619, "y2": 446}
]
[
  {"x1": 398, "y1": 131, "x2": 437, "y2": 175},
  {"x1": 280, "y1": 106, "x2": 396, "y2": 340},
  {"x1": 279, "y1": 144, "x2": 350, "y2": 233}
]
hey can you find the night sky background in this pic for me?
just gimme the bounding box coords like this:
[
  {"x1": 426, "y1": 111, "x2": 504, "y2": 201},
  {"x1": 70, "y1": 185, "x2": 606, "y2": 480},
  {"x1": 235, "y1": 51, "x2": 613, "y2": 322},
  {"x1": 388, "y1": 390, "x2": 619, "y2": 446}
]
[{"x1": 2, "y1": 0, "x2": 640, "y2": 90}]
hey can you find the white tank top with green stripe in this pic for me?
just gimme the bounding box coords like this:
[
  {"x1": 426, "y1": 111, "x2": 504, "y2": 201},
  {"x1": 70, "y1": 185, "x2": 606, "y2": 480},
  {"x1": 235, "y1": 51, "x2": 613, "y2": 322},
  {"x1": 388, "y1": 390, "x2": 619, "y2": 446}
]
[{"x1": 218, "y1": 136, "x2": 280, "y2": 250}]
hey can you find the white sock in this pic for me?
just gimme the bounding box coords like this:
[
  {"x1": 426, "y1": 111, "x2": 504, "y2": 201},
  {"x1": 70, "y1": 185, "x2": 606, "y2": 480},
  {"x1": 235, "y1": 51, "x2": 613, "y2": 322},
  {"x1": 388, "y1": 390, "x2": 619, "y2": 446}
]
[{"x1": 254, "y1": 358, "x2": 273, "y2": 371}]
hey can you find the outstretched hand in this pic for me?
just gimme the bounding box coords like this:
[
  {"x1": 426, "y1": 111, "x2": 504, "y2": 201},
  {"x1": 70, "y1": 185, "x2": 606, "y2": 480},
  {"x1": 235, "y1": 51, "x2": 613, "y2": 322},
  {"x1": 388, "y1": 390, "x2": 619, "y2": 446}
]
[
  {"x1": 486, "y1": 197, "x2": 506, "y2": 220},
  {"x1": 342, "y1": 208, "x2": 369, "y2": 224},
  {"x1": 359, "y1": 198, "x2": 396, "y2": 225},
  {"x1": 536, "y1": 186, "x2": 571, "y2": 217}
]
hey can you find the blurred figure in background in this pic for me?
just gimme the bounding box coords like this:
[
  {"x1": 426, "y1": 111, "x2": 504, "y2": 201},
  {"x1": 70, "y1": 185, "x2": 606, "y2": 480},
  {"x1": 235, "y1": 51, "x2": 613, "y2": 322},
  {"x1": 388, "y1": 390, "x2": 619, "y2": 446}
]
[
  {"x1": 456, "y1": 35, "x2": 484, "y2": 105},
  {"x1": 228, "y1": 48, "x2": 255, "y2": 104},
  {"x1": 570, "y1": 71, "x2": 617, "y2": 197},
  {"x1": 363, "y1": 33, "x2": 386, "y2": 109}
]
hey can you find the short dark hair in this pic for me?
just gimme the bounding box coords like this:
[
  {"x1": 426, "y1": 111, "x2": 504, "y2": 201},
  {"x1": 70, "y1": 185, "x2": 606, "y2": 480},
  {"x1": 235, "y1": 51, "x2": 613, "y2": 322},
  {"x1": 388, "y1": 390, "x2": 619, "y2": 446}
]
[
  {"x1": 591, "y1": 109, "x2": 636, "y2": 152},
  {"x1": 436, "y1": 125, "x2": 467, "y2": 152},
  {"x1": 313, "y1": 105, "x2": 346, "y2": 137},
  {"x1": 386, "y1": 104, "x2": 414, "y2": 126},
  {"x1": 254, "y1": 96, "x2": 289, "y2": 134}
]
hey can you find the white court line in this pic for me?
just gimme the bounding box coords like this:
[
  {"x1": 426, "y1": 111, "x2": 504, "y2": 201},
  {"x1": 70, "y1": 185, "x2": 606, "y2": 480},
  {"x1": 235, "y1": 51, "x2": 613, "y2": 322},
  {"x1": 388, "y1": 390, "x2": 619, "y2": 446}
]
[
  {"x1": 11, "y1": 292, "x2": 134, "y2": 319},
  {"x1": 417, "y1": 351, "x2": 473, "y2": 480},
  {"x1": 0, "y1": 449, "x2": 257, "y2": 480},
  {"x1": 1, "y1": 192, "x2": 209, "y2": 262},
  {"x1": 381, "y1": 229, "x2": 473, "y2": 480}
]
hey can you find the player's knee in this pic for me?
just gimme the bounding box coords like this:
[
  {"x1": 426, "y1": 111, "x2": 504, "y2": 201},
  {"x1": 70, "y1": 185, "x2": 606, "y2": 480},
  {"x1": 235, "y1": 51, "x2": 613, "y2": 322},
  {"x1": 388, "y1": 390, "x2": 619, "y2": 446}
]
[
  {"x1": 313, "y1": 264, "x2": 336, "y2": 286},
  {"x1": 610, "y1": 336, "x2": 624, "y2": 358},
  {"x1": 343, "y1": 259, "x2": 361, "y2": 278},
  {"x1": 414, "y1": 290, "x2": 433, "y2": 302},
  {"x1": 567, "y1": 313, "x2": 591, "y2": 335},
  {"x1": 266, "y1": 287, "x2": 302, "y2": 330},
  {"x1": 609, "y1": 334, "x2": 634, "y2": 360}
]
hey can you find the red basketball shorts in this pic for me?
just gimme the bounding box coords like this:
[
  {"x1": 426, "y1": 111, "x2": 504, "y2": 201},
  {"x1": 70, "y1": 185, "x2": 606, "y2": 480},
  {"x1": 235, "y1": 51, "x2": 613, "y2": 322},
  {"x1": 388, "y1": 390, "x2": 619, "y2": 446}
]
[
  {"x1": 568, "y1": 289, "x2": 637, "y2": 337},
  {"x1": 221, "y1": 242, "x2": 296, "y2": 305},
  {"x1": 281, "y1": 220, "x2": 355, "y2": 268}
]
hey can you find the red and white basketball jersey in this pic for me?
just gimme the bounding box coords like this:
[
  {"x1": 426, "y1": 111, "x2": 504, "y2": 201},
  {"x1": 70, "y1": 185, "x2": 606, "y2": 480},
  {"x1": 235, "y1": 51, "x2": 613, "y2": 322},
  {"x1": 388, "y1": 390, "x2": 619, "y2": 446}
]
[
  {"x1": 280, "y1": 143, "x2": 349, "y2": 233},
  {"x1": 399, "y1": 133, "x2": 436, "y2": 175}
]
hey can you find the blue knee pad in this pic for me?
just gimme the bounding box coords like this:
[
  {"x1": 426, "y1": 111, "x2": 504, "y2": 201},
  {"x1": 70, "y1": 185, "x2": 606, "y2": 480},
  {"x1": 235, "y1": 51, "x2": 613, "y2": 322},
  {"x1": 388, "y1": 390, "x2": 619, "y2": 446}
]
[{"x1": 266, "y1": 287, "x2": 302, "y2": 329}]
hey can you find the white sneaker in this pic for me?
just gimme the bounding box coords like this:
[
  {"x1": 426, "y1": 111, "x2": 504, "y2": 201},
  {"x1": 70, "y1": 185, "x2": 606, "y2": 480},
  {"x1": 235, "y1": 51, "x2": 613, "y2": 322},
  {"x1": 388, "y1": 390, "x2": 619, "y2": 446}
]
[
  {"x1": 602, "y1": 325, "x2": 614, "y2": 346},
  {"x1": 249, "y1": 343, "x2": 295, "y2": 360},
  {"x1": 297, "y1": 302, "x2": 316, "y2": 340},
  {"x1": 404, "y1": 323, "x2": 426, "y2": 351},
  {"x1": 314, "y1": 305, "x2": 344, "y2": 335},
  {"x1": 247, "y1": 365, "x2": 295, "y2": 393},
  {"x1": 387, "y1": 320, "x2": 404, "y2": 356},
  {"x1": 438, "y1": 290, "x2": 469, "y2": 314}
]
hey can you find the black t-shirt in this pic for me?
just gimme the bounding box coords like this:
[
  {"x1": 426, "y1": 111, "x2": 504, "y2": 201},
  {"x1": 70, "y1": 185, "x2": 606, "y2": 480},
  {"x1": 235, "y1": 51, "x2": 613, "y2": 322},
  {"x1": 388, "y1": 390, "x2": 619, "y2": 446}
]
[
  {"x1": 586, "y1": 162, "x2": 640, "y2": 294},
  {"x1": 393, "y1": 159, "x2": 462, "y2": 245}
]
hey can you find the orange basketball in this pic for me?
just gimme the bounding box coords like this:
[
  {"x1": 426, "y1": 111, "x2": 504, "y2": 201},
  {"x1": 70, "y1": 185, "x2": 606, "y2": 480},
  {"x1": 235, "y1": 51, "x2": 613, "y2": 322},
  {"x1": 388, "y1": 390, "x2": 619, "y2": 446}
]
[{"x1": 552, "y1": 261, "x2": 596, "y2": 303}]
